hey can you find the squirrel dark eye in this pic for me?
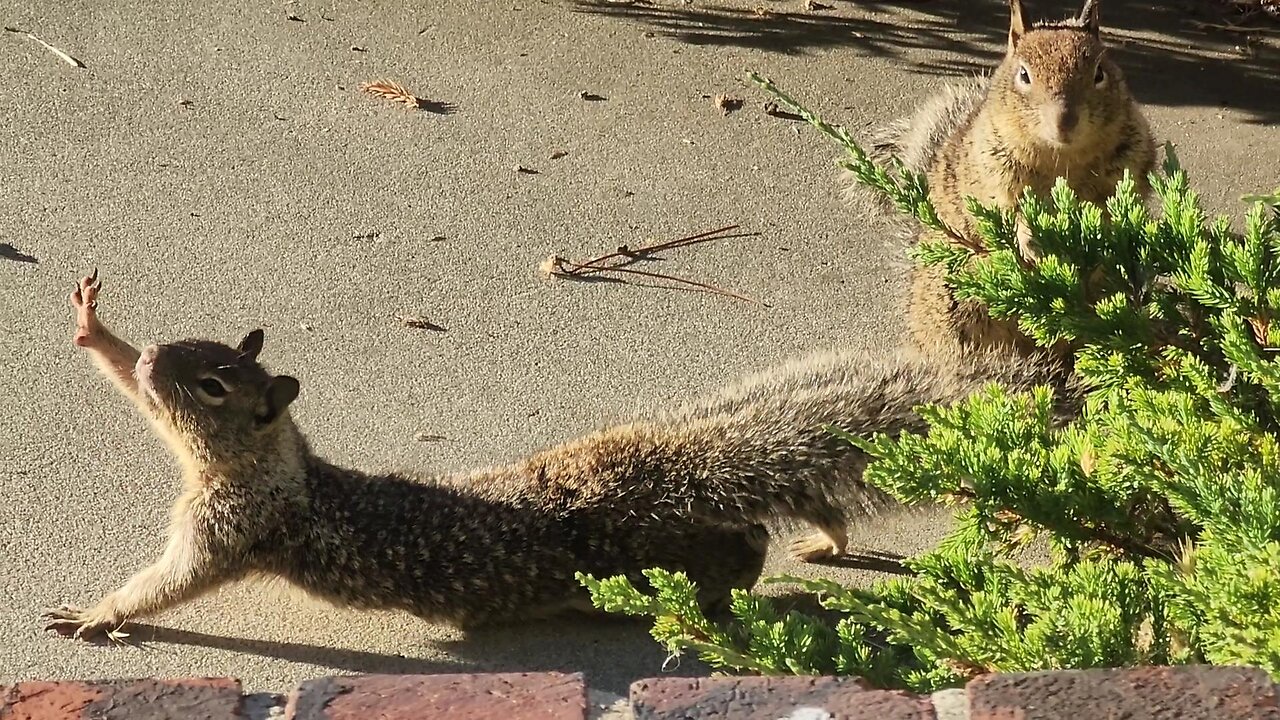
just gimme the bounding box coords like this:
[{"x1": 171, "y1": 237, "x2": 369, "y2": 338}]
[
  {"x1": 199, "y1": 377, "x2": 228, "y2": 398},
  {"x1": 1017, "y1": 65, "x2": 1031, "y2": 86},
  {"x1": 1094, "y1": 64, "x2": 1106, "y2": 85}
]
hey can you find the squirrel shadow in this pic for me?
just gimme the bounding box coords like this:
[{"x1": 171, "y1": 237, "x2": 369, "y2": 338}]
[
  {"x1": 112, "y1": 617, "x2": 702, "y2": 695},
  {"x1": 103, "y1": 567, "x2": 902, "y2": 696},
  {"x1": 809, "y1": 548, "x2": 910, "y2": 575},
  {"x1": 573, "y1": 0, "x2": 1280, "y2": 122}
]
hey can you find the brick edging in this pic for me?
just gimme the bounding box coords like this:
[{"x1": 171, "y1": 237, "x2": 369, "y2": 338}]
[{"x1": 3, "y1": 665, "x2": 1278, "y2": 719}]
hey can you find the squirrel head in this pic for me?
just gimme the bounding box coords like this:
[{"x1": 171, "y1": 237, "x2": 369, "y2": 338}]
[
  {"x1": 135, "y1": 329, "x2": 301, "y2": 464},
  {"x1": 997, "y1": 0, "x2": 1129, "y2": 151}
]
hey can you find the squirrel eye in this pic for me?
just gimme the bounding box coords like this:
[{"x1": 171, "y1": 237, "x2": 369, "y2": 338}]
[
  {"x1": 198, "y1": 377, "x2": 229, "y2": 398},
  {"x1": 1017, "y1": 65, "x2": 1031, "y2": 86},
  {"x1": 1094, "y1": 64, "x2": 1106, "y2": 85}
]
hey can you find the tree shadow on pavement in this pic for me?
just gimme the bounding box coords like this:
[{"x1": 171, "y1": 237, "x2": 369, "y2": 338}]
[
  {"x1": 571, "y1": 0, "x2": 992, "y2": 58},
  {"x1": 572, "y1": 0, "x2": 1280, "y2": 122}
]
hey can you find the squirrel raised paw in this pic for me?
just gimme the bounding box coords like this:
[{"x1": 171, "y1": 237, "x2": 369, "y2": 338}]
[
  {"x1": 847, "y1": 0, "x2": 1156, "y2": 355},
  {"x1": 44, "y1": 272, "x2": 1075, "y2": 640}
]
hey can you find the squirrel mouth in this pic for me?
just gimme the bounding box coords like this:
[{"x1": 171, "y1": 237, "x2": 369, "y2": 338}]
[{"x1": 1038, "y1": 129, "x2": 1073, "y2": 149}]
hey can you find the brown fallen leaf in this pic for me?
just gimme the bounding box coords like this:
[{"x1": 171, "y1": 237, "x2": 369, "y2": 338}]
[
  {"x1": 360, "y1": 80, "x2": 424, "y2": 109},
  {"x1": 714, "y1": 94, "x2": 744, "y2": 115},
  {"x1": 515, "y1": 165, "x2": 540, "y2": 174},
  {"x1": 752, "y1": 6, "x2": 772, "y2": 18},
  {"x1": 804, "y1": 0, "x2": 833, "y2": 9},
  {"x1": 550, "y1": 150, "x2": 569, "y2": 160},
  {"x1": 415, "y1": 432, "x2": 448, "y2": 442}
]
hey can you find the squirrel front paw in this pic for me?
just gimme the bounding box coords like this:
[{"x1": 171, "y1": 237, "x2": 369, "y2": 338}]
[
  {"x1": 1015, "y1": 217, "x2": 1042, "y2": 265},
  {"x1": 41, "y1": 603, "x2": 123, "y2": 642},
  {"x1": 70, "y1": 269, "x2": 103, "y2": 348}
]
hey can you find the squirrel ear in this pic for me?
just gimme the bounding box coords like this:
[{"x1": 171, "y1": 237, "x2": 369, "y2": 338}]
[
  {"x1": 1008, "y1": 0, "x2": 1026, "y2": 48},
  {"x1": 258, "y1": 375, "x2": 300, "y2": 425},
  {"x1": 238, "y1": 329, "x2": 265, "y2": 361},
  {"x1": 1078, "y1": 0, "x2": 1099, "y2": 34}
]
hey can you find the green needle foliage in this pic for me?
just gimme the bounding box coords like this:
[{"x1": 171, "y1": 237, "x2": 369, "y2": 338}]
[{"x1": 578, "y1": 74, "x2": 1280, "y2": 691}]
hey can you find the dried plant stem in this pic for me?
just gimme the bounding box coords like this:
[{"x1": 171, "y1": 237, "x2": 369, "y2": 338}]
[
  {"x1": 1193, "y1": 20, "x2": 1280, "y2": 33},
  {"x1": 544, "y1": 224, "x2": 763, "y2": 304},
  {"x1": 553, "y1": 256, "x2": 762, "y2": 305},
  {"x1": 571, "y1": 224, "x2": 743, "y2": 274},
  {"x1": 5, "y1": 26, "x2": 84, "y2": 67}
]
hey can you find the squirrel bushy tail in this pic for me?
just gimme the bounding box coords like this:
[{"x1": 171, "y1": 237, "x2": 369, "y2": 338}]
[{"x1": 505, "y1": 344, "x2": 1076, "y2": 539}]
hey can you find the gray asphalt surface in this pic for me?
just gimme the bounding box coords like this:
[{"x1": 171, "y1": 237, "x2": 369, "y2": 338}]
[{"x1": 2, "y1": 0, "x2": 1277, "y2": 697}]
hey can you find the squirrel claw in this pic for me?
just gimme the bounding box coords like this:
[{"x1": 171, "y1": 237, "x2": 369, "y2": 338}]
[
  {"x1": 41, "y1": 604, "x2": 116, "y2": 641},
  {"x1": 71, "y1": 271, "x2": 104, "y2": 347}
]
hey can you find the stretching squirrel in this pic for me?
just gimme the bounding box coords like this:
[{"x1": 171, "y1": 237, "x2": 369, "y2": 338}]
[
  {"x1": 44, "y1": 271, "x2": 1073, "y2": 639},
  {"x1": 846, "y1": 0, "x2": 1156, "y2": 354}
]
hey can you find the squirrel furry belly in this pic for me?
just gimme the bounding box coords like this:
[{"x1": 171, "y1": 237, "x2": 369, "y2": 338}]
[
  {"x1": 845, "y1": 0, "x2": 1157, "y2": 355},
  {"x1": 45, "y1": 272, "x2": 1075, "y2": 639}
]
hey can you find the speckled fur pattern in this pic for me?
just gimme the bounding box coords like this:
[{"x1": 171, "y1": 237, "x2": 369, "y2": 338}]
[
  {"x1": 47, "y1": 286, "x2": 1078, "y2": 637},
  {"x1": 231, "y1": 344, "x2": 1074, "y2": 627}
]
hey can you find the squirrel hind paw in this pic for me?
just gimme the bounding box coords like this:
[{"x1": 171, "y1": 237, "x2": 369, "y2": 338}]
[{"x1": 787, "y1": 530, "x2": 847, "y2": 563}]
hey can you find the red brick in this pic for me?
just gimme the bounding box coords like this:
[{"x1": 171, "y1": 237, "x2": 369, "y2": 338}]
[
  {"x1": 284, "y1": 672, "x2": 587, "y2": 720},
  {"x1": 1, "y1": 678, "x2": 242, "y2": 720},
  {"x1": 968, "y1": 665, "x2": 1280, "y2": 719},
  {"x1": 630, "y1": 676, "x2": 936, "y2": 720}
]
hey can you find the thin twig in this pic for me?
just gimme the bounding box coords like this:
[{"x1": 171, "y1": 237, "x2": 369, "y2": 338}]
[
  {"x1": 1192, "y1": 19, "x2": 1280, "y2": 33},
  {"x1": 543, "y1": 224, "x2": 763, "y2": 304},
  {"x1": 571, "y1": 224, "x2": 743, "y2": 274},
  {"x1": 949, "y1": 487, "x2": 1171, "y2": 561},
  {"x1": 553, "y1": 256, "x2": 763, "y2": 305},
  {"x1": 5, "y1": 26, "x2": 84, "y2": 67}
]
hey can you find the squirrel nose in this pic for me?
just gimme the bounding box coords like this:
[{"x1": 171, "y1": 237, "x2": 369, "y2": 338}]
[
  {"x1": 140, "y1": 345, "x2": 158, "y2": 364},
  {"x1": 1040, "y1": 102, "x2": 1078, "y2": 144},
  {"x1": 1057, "y1": 108, "x2": 1079, "y2": 136}
]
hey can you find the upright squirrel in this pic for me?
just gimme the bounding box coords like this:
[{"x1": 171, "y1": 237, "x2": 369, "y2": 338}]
[
  {"x1": 846, "y1": 0, "x2": 1156, "y2": 355},
  {"x1": 44, "y1": 272, "x2": 1074, "y2": 639}
]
